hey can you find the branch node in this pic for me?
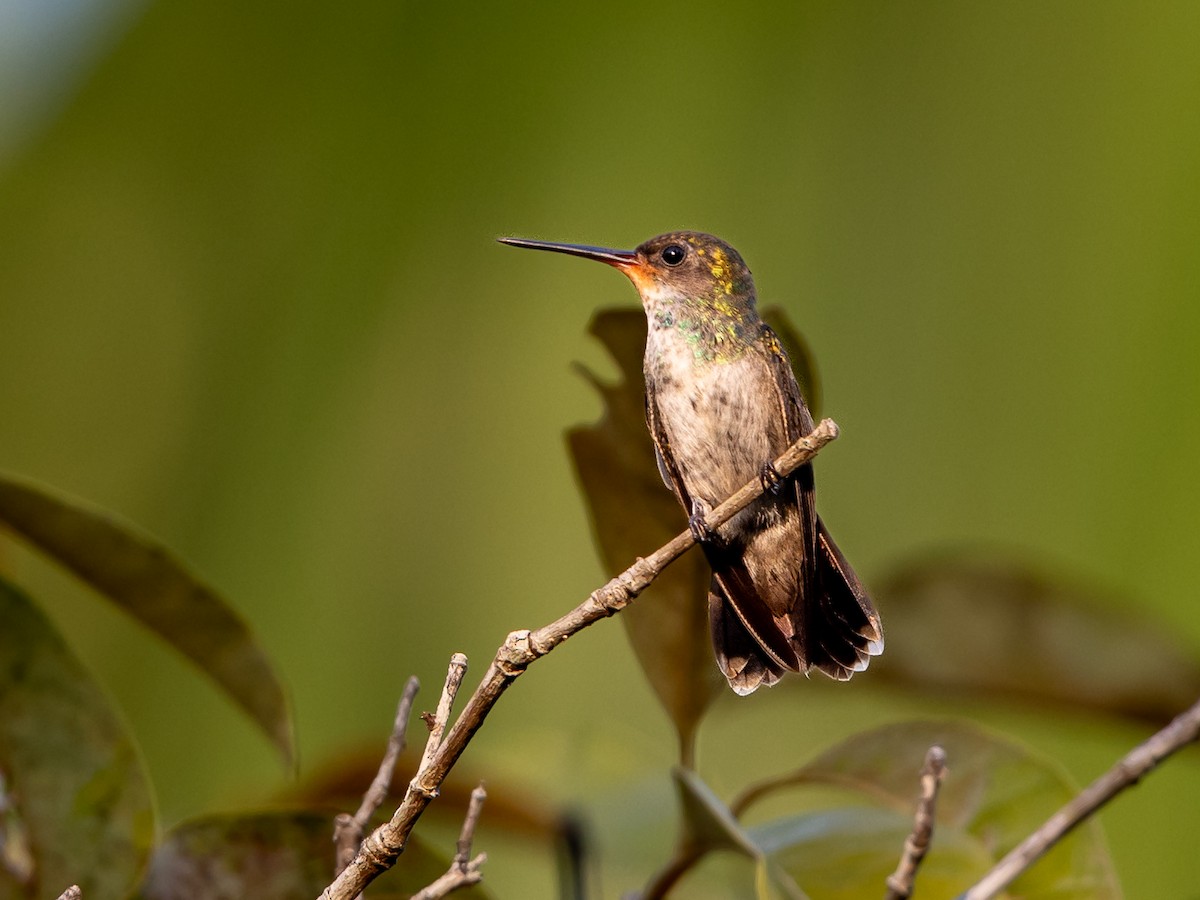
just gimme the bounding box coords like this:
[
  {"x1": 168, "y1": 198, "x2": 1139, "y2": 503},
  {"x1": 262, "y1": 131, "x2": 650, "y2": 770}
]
[
  {"x1": 408, "y1": 779, "x2": 440, "y2": 801},
  {"x1": 497, "y1": 630, "x2": 534, "y2": 673},
  {"x1": 357, "y1": 831, "x2": 400, "y2": 869}
]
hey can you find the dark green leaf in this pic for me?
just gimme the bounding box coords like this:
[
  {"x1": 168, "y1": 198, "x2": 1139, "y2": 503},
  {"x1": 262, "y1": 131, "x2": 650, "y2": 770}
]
[
  {"x1": 872, "y1": 553, "x2": 1200, "y2": 725},
  {"x1": 0, "y1": 473, "x2": 294, "y2": 765},
  {"x1": 737, "y1": 720, "x2": 1120, "y2": 899},
  {"x1": 0, "y1": 578, "x2": 155, "y2": 900},
  {"x1": 134, "y1": 811, "x2": 491, "y2": 900}
]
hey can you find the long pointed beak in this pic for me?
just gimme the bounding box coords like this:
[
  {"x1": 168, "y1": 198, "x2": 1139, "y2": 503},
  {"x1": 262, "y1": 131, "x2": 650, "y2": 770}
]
[{"x1": 497, "y1": 236, "x2": 638, "y2": 267}]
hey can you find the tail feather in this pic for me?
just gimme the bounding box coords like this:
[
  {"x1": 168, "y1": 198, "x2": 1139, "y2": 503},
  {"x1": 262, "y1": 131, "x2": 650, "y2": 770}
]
[
  {"x1": 704, "y1": 519, "x2": 883, "y2": 693},
  {"x1": 804, "y1": 518, "x2": 884, "y2": 680},
  {"x1": 708, "y1": 584, "x2": 786, "y2": 695}
]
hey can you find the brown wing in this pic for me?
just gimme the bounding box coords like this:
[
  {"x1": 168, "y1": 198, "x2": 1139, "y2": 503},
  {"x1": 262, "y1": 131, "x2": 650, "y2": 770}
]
[
  {"x1": 755, "y1": 323, "x2": 822, "y2": 665},
  {"x1": 645, "y1": 389, "x2": 690, "y2": 507},
  {"x1": 758, "y1": 322, "x2": 819, "y2": 576},
  {"x1": 759, "y1": 323, "x2": 883, "y2": 678}
]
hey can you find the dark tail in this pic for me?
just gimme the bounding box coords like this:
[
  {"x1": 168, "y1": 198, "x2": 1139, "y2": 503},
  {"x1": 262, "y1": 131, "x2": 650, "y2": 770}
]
[
  {"x1": 708, "y1": 585, "x2": 787, "y2": 695},
  {"x1": 805, "y1": 517, "x2": 884, "y2": 680}
]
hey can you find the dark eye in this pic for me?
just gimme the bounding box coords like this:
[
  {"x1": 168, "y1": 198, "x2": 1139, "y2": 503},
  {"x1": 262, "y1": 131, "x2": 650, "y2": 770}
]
[{"x1": 660, "y1": 244, "x2": 686, "y2": 266}]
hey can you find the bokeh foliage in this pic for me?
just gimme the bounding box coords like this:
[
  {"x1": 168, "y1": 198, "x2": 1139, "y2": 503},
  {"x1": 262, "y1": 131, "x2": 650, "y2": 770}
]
[{"x1": 2, "y1": 1, "x2": 1199, "y2": 897}]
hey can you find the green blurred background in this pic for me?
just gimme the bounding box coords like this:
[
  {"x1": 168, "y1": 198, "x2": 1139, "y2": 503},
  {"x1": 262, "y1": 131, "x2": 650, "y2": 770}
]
[{"x1": 2, "y1": 1, "x2": 1199, "y2": 896}]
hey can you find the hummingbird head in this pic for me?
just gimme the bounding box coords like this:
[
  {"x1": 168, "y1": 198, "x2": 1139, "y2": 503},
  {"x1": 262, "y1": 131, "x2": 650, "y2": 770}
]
[{"x1": 498, "y1": 231, "x2": 757, "y2": 314}]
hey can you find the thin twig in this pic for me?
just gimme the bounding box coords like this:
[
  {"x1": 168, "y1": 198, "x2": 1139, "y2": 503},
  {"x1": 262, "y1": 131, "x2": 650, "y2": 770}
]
[
  {"x1": 55, "y1": 888, "x2": 81, "y2": 900},
  {"x1": 411, "y1": 784, "x2": 490, "y2": 900},
  {"x1": 317, "y1": 419, "x2": 841, "y2": 900},
  {"x1": 959, "y1": 695, "x2": 1200, "y2": 900},
  {"x1": 417, "y1": 655, "x2": 469, "y2": 784},
  {"x1": 454, "y1": 784, "x2": 488, "y2": 869},
  {"x1": 334, "y1": 676, "x2": 422, "y2": 879},
  {"x1": 885, "y1": 745, "x2": 947, "y2": 900},
  {"x1": 357, "y1": 677, "x2": 422, "y2": 827},
  {"x1": 411, "y1": 854, "x2": 487, "y2": 900}
]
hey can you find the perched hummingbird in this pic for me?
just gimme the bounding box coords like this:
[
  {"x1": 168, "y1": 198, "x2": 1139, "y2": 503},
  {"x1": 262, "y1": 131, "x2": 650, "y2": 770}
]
[{"x1": 500, "y1": 231, "x2": 883, "y2": 694}]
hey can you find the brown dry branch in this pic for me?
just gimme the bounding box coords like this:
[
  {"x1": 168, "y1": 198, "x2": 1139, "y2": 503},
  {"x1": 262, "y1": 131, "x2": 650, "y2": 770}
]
[
  {"x1": 316, "y1": 419, "x2": 842, "y2": 900},
  {"x1": 885, "y1": 745, "x2": 947, "y2": 900},
  {"x1": 55, "y1": 888, "x2": 81, "y2": 900},
  {"x1": 334, "y1": 676, "x2": 422, "y2": 879},
  {"x1": 417, "y1": 656, "x2": 469, "y2": 780},
  {"x1": 960, "y1": 694, "x2": 1200, "y2": 899},
  {"x1": 411, "y1": 785, "x2": 489, "y2": 900}
]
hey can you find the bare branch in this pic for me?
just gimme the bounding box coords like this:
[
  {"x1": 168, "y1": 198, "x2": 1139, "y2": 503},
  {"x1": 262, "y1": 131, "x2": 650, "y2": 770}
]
[
  {"x1": 411, "y1": 854, "x2": 487, "y2": 900},
  {"x1": 454, "y1": 784, "x2": 488, "y2": 869},
  {"x1": 55, "y1": 887, "x2": 81, "y2": 900},
  {"x1": 416, "y1": 655, "x2": 469, "y2": 784},
  {"x1": 317, "y1": 420, "x2": 841, "y2": 900},
  {"x1": 410, "y1": 784, "x2": 489, "y2": 900},
  {"x1": 885, "y1": 745, "x2": 947, "y2": 900},
  {"x1": 357, "y1": 677, "x2": 422, "y2": 827},
  {"x1": 334, "y1": 676, "x2": 422, "y2": 878},
  {"x1": 960, "y1": 695, "x2": 1200, "y2": 899}
]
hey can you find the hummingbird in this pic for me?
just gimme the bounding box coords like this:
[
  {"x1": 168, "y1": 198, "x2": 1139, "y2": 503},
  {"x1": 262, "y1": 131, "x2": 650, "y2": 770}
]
[{"x1": 500, "y1": 231, "x2": 883, "y2": 694}]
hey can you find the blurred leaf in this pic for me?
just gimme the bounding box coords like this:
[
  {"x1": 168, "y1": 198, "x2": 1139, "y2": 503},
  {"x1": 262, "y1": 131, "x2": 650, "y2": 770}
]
[
  {"x1": 750, "y1": 807, "x2": 990, "y2": 900},
  {"x1": 872, "y1": 553, "x2": 1200, "y2": 724},
  {"x1": 737, "y1": 720, "x2": 1120, "y2": 899},
  {"x1": 293, "y1": 744, "x2": 569, "y2": 840},
  {"x1": 0, "y1": 473, "x2": 293, "y2": 766},
  {"x1": 134, "y1": 811, "x2": 491, "y2": 900},
  {"x1": 567, "y1": 307, "x2": 823, "y2": 763},
  {"x1": 675, "y1": 768, "x2": 760, "y2": 857},
  {"x1": 674, "y1": 769, "x2": 808, "y2": 900},
  {"x1": 0, "y1": 578, "x2": 155, "y2": 900},
  {"x1": 567, "y1": 308, "x2": 721, "y2": 764}
]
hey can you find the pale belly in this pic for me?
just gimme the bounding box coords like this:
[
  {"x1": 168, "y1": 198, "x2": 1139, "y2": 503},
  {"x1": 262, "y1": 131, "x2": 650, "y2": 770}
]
[{"x1": 648, "y1": 347, "x2": 789, "y2": 512}]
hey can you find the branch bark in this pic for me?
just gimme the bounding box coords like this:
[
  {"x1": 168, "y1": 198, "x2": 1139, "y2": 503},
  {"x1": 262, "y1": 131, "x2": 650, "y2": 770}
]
[
  {"x1": 334, "y1": 676, "x2": 421, "y2": 878},
  {"x1": 885, "y1": 745, "x2": 946, "y2": 900},
  {"x1": 411, "y1": 784, "x2": 488, "y2": 900},
  {"x1": 316, "y1": 419, "x2": 841, "y2": 900},
  {"x1": 959, "y1": 695, "x2": 1200, "y2": 899}
]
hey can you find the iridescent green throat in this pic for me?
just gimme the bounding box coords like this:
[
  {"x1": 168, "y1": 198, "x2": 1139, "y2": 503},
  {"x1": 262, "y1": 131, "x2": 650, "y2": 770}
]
[{"x1": 650, "y1": 293, "x2": 757, "y2": 364}]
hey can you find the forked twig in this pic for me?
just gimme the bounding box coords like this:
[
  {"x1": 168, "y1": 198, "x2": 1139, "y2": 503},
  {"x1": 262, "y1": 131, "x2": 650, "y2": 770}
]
[
  {"x1": 333, "y1": 676, "x2": 421, "y2": 879},
  {"x1": 318, "y1": 420, "x2": 842, "y2": 899},
  {"x1": 411, "y1": 785, "x2": 489, "y2": 899}
]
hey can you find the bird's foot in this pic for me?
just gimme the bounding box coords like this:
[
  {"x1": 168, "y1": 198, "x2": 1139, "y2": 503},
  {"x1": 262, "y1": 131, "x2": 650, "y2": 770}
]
[
  {"x1": 688, "y1": 498, "x2": 717, "y2": 544},
  {"x1": 760, "y1": 461, "x2": 786, "y2": 495}
]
